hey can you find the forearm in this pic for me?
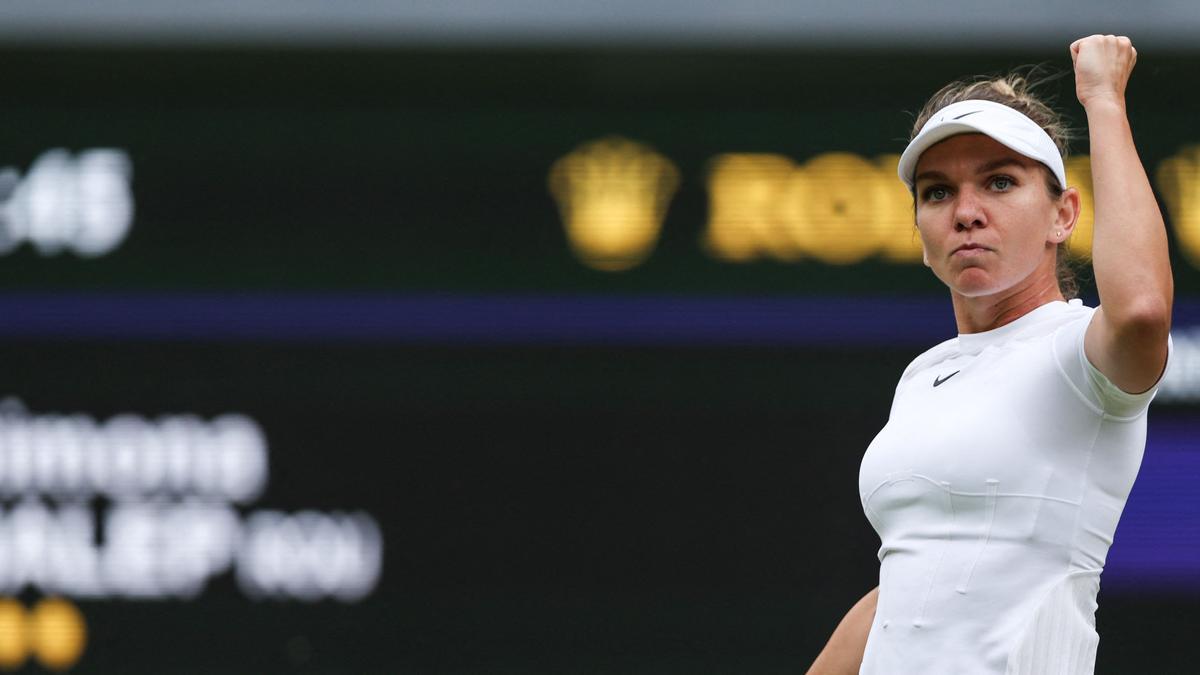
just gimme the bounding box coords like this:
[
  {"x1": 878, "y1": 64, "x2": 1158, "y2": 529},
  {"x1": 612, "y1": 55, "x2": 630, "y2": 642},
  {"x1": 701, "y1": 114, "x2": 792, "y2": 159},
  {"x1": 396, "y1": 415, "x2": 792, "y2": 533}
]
[
  {"x1": 1085, "y1": 99, "x2": 1173, "y2": 321},
  {"x1": 807, "y1": 587, "x2": 877, "y2": 675}
]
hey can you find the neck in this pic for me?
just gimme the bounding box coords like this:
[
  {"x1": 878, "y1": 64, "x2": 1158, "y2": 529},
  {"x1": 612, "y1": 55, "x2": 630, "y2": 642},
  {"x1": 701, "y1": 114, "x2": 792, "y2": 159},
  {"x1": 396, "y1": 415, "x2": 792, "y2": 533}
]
[{"x1": 950, "y1": 266, "x2": 1065, "y2": 334}]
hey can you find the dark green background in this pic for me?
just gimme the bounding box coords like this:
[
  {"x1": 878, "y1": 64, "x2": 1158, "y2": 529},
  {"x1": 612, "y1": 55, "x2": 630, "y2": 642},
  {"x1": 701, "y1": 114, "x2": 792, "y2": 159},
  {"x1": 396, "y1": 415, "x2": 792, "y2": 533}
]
[{"x1": 4, "y1": 340, "x2": 1194, "y2": 673}]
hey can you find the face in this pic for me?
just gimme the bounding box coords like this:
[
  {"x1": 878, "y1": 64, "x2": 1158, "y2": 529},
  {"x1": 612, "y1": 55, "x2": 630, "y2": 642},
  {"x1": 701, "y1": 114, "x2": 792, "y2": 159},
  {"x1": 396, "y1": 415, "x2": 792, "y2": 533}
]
[{"x1": 913, "y1": 133, "x2": 1078, "y2": 299}]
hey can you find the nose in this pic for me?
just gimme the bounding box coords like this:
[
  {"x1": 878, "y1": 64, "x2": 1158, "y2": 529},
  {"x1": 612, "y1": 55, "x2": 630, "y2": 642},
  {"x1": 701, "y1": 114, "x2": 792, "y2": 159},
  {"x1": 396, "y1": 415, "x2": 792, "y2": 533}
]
[{"x1": 953, "y1": 187, "x2": 986, "y2": 231}]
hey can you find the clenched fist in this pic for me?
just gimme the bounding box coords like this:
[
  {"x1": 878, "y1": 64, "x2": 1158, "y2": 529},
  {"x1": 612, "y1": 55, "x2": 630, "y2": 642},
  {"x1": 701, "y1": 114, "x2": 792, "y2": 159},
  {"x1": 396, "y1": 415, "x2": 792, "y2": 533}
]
[{"x1": 1070, "y1": 34, "x2": 1137, "y2": 108}]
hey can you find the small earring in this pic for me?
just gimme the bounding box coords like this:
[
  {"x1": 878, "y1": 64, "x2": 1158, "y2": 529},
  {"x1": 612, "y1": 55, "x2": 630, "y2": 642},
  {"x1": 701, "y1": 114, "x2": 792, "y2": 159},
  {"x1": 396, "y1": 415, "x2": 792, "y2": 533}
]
[{"x1": 1055, "y1": 230, "x2": 1063, "y2": 239}]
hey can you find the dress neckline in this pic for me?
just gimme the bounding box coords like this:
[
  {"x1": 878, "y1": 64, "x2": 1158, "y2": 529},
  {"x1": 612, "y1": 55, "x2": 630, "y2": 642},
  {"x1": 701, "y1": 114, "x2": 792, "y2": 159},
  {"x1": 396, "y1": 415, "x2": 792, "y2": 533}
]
[{"x1": 956, "y1": 298, "x2": 1083, "y2": 355}]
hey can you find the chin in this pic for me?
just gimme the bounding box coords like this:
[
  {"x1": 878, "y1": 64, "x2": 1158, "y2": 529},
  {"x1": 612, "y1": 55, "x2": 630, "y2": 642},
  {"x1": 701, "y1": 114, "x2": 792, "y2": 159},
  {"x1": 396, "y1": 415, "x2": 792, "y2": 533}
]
[{"x1": 948, "y1": 268, "x2": 1002, "y2": 297}]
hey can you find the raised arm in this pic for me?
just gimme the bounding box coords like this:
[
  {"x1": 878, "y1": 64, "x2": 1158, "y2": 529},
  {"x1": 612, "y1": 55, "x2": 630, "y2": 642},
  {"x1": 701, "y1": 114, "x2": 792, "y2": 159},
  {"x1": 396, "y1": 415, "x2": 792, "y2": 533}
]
[
  {"x1": 806, "y1": 586, "x2": 877, "y2": 675},
  {"x1": 1073, "y1": 35, "x2": 1174, "y2": 393}
]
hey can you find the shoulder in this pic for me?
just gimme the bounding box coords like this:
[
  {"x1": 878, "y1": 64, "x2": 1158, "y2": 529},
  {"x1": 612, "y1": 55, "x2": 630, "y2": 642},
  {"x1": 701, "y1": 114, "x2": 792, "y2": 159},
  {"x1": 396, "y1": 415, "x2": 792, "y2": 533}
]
[
  {"x1": 1045, "y1": 302, "x2": 1098, "y2": 355},
  {"x1": 1045, "y1": 300, "x2": 1096, "y2": 332},
  {"x1": 1020, "y1": 299, "x2": 1096, "y2": 344}
]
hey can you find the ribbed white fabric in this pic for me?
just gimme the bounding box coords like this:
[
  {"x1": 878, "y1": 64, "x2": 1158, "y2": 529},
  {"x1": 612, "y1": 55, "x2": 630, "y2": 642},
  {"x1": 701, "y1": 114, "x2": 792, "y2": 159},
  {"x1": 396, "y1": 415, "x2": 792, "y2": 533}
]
[
  {"x1": 858, "y1": 300, "x2": 1171, "y2": 674},
  {"x1": 1005, "y1": 572, "x2": 1100, "y2": 674}
]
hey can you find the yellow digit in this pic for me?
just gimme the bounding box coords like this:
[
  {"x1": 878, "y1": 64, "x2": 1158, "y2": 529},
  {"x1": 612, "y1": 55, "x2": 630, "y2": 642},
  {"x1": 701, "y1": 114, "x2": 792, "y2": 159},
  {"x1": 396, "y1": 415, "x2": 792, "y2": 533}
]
[
  {"x1": 0, "y1": 599, "x2": 28, "y2": 670},
  {"x1": 30, "y1": 598, "x2": 86, "y2": 671}
]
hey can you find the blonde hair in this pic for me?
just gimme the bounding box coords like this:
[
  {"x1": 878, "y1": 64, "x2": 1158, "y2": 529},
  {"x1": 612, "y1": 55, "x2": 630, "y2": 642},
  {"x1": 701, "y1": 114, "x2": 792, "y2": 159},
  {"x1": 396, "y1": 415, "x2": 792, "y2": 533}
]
[{"x1": 909, "y1": 69, "x2": 1083, "y2": 299}]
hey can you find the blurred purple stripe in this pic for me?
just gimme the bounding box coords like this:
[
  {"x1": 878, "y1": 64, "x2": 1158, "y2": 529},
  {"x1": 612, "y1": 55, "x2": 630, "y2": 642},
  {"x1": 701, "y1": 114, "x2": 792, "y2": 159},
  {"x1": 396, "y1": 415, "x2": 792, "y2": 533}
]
[
  {"x1": 1104, "y1": 418, "x2": 1200, "y2": 593},
  {"x1": 0, "y1": 292, "x2": 961, "y2": 345}
]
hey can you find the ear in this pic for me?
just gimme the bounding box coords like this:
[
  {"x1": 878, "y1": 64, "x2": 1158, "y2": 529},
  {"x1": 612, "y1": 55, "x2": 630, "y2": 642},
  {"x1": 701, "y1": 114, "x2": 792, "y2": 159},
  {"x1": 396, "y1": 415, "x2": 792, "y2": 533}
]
[
  {"x1": 914, "y1": 223, "x2": 932, "y2": 267},
  {"x1": 1049, "y1": 186, "x2": 1082, "y2": 245}
]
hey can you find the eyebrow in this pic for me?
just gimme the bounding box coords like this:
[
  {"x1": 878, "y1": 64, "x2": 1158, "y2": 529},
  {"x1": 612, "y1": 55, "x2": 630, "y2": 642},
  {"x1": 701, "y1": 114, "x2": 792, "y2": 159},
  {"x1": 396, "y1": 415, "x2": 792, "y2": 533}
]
[
  {"x1": 914, "y1": 157, "x2": 1033, "y2": 185},
  {"x1": 913, "y1": 169, "x2": 948, "y2": 184}
]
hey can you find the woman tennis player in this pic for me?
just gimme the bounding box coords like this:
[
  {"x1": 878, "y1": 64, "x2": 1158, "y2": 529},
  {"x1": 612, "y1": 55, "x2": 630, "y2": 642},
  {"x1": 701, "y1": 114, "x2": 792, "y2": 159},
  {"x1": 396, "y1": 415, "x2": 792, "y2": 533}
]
[{"x1": 808, "y1": 35, "x2": 1173, "y2": 674}]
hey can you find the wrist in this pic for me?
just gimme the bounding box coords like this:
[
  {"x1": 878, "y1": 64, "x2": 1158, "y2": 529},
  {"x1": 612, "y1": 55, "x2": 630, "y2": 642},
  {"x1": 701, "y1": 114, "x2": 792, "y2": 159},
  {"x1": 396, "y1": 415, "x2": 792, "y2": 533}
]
[{"x1": 1082, "y1": 96, "x2": 1127, "y2": 116}]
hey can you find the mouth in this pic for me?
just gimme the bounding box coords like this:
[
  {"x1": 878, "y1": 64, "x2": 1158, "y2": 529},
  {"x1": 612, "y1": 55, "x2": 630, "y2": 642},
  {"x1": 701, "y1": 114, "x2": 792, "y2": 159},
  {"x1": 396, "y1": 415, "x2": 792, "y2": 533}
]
[{"x1": 952, "y1": 243, "x2": 992, "y2": 257}]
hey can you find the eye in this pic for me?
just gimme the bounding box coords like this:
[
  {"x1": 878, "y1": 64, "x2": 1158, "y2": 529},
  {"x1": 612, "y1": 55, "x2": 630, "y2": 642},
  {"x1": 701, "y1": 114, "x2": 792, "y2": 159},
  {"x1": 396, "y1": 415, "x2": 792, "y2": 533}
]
[
  {"x1": 990, "y1": 175, "x2": 1015, "y2": 191},
  {"x1": 922, "y1": 185, "x2": 950, "y2": 202}
]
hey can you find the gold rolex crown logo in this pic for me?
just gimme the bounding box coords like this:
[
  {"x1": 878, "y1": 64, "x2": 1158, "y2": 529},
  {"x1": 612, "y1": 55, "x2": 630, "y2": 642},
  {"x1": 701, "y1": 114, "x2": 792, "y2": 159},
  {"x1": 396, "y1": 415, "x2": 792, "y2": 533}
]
[{"x1": 548, "y1": 136, "x2": 680, "y2": 272}]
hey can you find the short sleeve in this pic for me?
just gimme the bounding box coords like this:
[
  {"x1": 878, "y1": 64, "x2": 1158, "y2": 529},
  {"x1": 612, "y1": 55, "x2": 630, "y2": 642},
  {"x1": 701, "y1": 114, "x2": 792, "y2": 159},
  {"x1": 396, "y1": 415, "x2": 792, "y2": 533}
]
[{"x1": 1052, "y1": 311, "x2": 1173, "y2": 418}]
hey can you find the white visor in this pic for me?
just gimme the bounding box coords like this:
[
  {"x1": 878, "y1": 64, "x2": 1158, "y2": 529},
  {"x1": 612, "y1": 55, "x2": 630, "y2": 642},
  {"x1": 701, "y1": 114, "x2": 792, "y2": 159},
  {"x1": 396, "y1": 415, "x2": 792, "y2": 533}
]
[{"x1": 897, "y1": 99, "x2": 1066, "y2": 191}]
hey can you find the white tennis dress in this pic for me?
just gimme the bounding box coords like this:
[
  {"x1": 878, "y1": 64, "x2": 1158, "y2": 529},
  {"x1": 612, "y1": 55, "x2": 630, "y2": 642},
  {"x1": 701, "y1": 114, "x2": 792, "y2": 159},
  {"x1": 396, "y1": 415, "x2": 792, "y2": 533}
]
[{"x1": 858, "y1": 299, "x2": 1170, "y2": 674}]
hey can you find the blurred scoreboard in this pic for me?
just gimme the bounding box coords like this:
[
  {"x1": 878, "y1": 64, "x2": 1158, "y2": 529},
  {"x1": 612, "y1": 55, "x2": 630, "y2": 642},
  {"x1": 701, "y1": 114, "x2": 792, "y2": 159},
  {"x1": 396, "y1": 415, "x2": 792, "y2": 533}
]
[
  {"x1": 2, "y1": 47, "x2": 1199, "y2": 293},
  {"x1": 2, "y1": 46, "x2": 1200, "y2": 673}
]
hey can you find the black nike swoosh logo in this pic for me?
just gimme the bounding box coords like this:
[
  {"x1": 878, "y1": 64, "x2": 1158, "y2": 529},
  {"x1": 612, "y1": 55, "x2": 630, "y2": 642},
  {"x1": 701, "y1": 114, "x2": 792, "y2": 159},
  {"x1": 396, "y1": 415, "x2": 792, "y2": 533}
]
[
  {"x1": 933, "y1": 371, "x2": 960, "y2": 387},
  {"x1": 953, "y1": 110, "x2": 982, "y2": 120}
]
